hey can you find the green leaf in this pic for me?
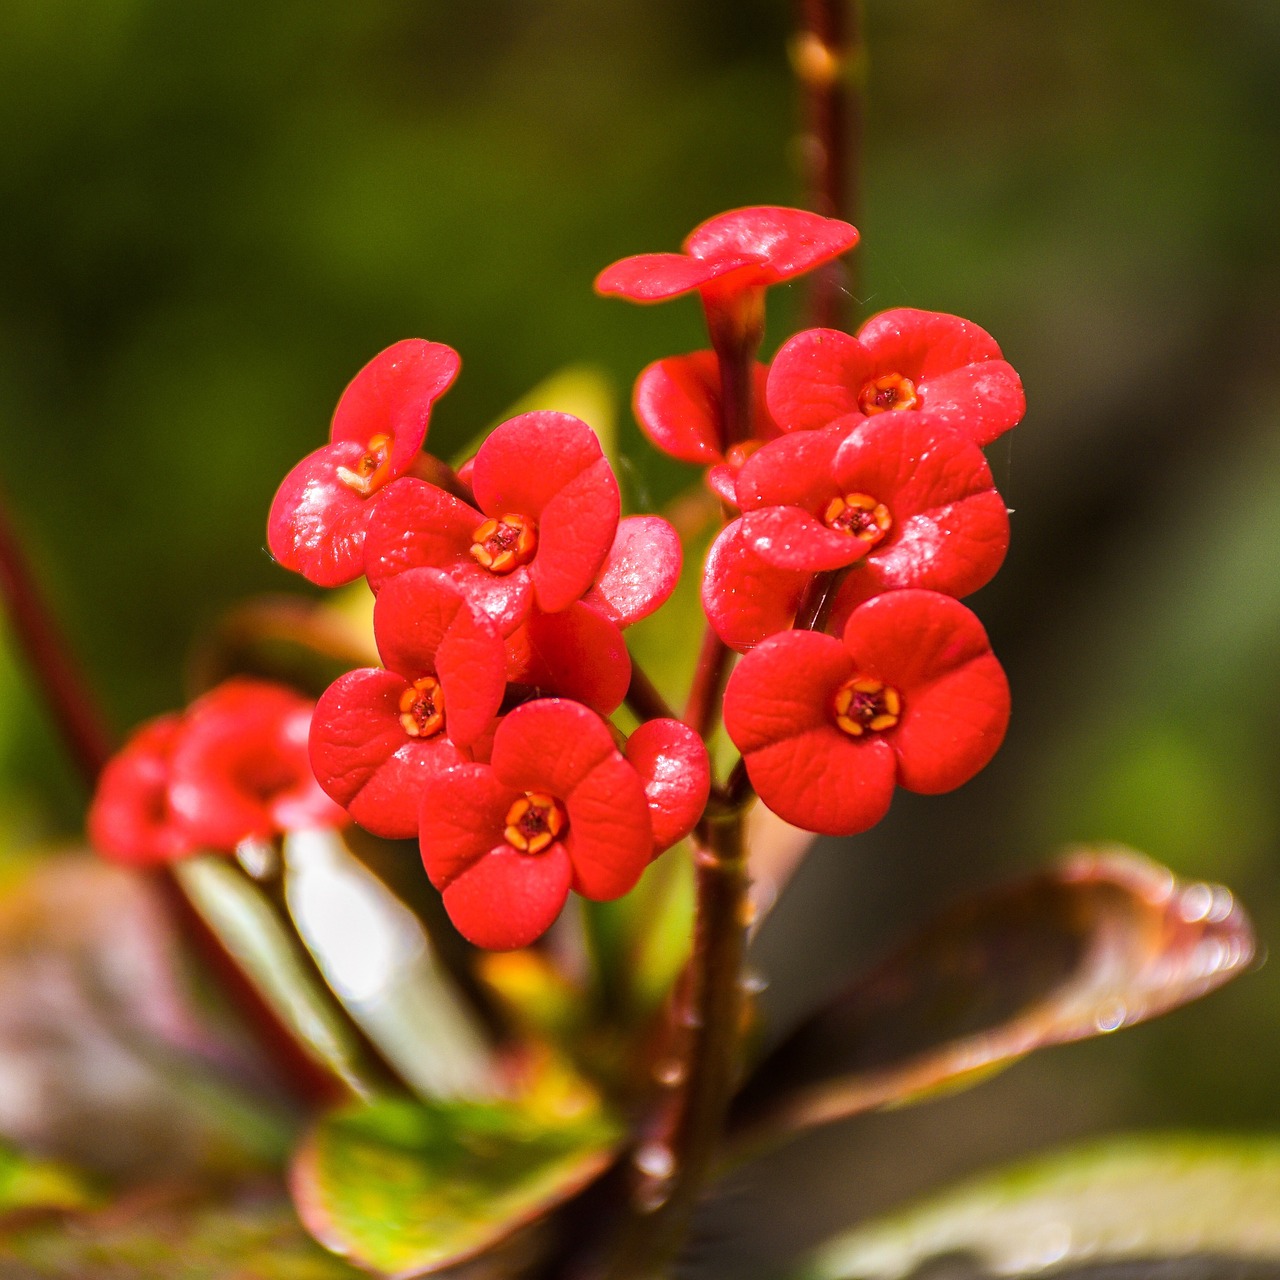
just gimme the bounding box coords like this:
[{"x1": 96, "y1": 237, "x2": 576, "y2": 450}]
[
  {"x1": 291, "y1": 1095, "x2": 622, "y2": 1277},
  {"x1": 730, "y1": 849, "x2": 1255, "y2": 1150},
  {"x1": 0, "y1": 1185, "x2": 363, "y2": 1278},
  {"x1": 805, "y1": 1134, "x2": 1280, "y2": 1280}
]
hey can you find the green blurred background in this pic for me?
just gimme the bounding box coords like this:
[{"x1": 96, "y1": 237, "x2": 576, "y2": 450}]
[{"x1": 1, "y1": 0, "x2": 1278, "y2": 1273}]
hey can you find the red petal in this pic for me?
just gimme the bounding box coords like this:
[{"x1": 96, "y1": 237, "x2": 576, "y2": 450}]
[
  {"x1": 594, "y1": 252, "x2": 763, "y2": 302},
  {"x1": 706, "y1": 464, "x2": 740, "y2": 506},
  {"x1": 505, "y1": 605, "x2": 631, "y2": 716},
  {"x1": 374, "y1": 567, "x2": 505, "y2": 745},
  {"x1": 362, "y1": 477, "x2": 479, "y2": 589},
  {"x1": 267, "y1": 441, "x2": 379, "y2": 587},
  {"x1": 743, "y1": 726, "x2": 897, "y2": 836},
  {"x1": 735, "y1": 429, "x2": 844, "y2": 512},
  {"x1": 472, "y1": 412, "x2": 606, "y2": 520},
  {"x1": 582, "y1": 516, "x2": 683, "y2": 628},
  {"x1": 329, "y1": 339, "x2": 461, "y2": 475},
  {"x1": 531, "y1": 456, "x2": 620, "y2": 612},
  {"x1": 489, "y1": 698, "x2": 618, "y2": 798},
  {"x1": 741, "y1": 506, "x2": 864, "y2": 572},
  {"x1": 563, "y1": 755, "x2": 652, "y2": 900},
  {"x1": 723, "y1": 629, "x2": 852, "y2": 752},
  {"x1": 702, "y1": 520, "x2": 808, "y2": 652},
  {"x1": 856, "y1": 308, "x2": 1003, "y2": 381},
  {"x1": 684, "y1": 207, "x2": 858, "y2": 283},
  {"x1": 309, "y1": 669, "x2": 465, "y2": 839},
  {"x1": 633, "y1": 353, "x2": 778, "y2": 465},
  {"x1": 766, "y1": 328, "x2": 870, "y2": 432},
  {"x1": 916, "y1": 361, "x2": 1026, "y2": 446},
  {"x1": 440, "y1": 842, "x2": 573, "y2": 951},
  {"x1": 88, "y1": 714, "x2": 192, "y2": 865},
  {"x1": 625, "y1": 719, "x2": 710, "y2": 854},
  {"x1": 839, "y1": 591, "x2": 1010, "y2": 793},
  {"x1": 419, "y1": 762, "x2": 518, "y2": 889}
]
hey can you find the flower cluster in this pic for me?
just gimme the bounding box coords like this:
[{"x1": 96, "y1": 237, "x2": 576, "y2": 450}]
[
  {"x1": 599, "y1": 206, "x2": 1022, "y2": 838},
  {"x1": 269, "y1": 347, "x2": 706, "y2": 950},
  {"x1": 88, "y1": 678, "x2": 345, "y2": 864},
  {"x1": 87, "y1": 204, "x2": 1022, "y2": 951}
]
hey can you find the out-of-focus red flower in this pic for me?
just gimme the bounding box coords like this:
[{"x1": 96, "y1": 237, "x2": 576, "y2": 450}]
[
  {"x1": 418, "y1": 699, "x2": 653, "y2": 950},
  {"x1": 768, "y1": 310, "x2": 1025, "y2": 447},
  {"x1": 309, "y1": 569, "x2": 506, "y2": 839},
  {"x1": 703, "y1": 415, "x2": 1010, "y2": 649},
  {"x1": 88, "y1": 715, "x2": 194, "y2": 865},
  {"x1": 268, "y1": 340, "x2": 461, "y2": 587},
  {"x1": 595, "y1": 207, "x2": 858, "y2": 310},
  {"x1": 723, "y1": 591, "x2": 1010, "y2": 836},
  {"x1": 364, "y1": 411, "x2": 620, "y2": 633},
  {"x1": 624, "y1": 719, "x2": 711, "y2": 855},
  {"x1": 168, "y1": 679, "x2": 346, "y2": 850}
]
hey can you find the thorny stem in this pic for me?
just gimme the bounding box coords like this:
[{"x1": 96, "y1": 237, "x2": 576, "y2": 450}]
[
  {"x1": 0, "y1": 489, "x2": 364, "y2": 1108},
  {"x1": 792, "y1": 0, "x2": 864, "y2": 328}
]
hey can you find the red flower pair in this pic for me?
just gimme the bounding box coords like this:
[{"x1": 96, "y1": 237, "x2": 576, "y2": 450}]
[{"x1": 89, "y1": 679, "x2": 345, "y2": 865}]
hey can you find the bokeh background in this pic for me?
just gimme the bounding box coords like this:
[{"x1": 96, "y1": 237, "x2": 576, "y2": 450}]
[{"x1": 1, "y1": 0, "x2": 1278, "y2": 1274}]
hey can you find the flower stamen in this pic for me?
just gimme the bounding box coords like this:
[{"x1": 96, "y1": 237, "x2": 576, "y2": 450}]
[
  {"x1": 833, "y1": 676, "x2": 902, "y2": 736},
  {"x1": 503, "y1": 792, "x2": 567, "y2": 855},
  {"x1": 398, "y1": 676, "x2": 446, "y2": 738},
  {"x1": 336, "y1": 433, "x2": 395, "y2": 496},
  {"x1": 470, "y1": 514, "x2": 538, "y2": 574},
  {"x1": 823, "y1": 492, "x2": 892, "y2": 548},
  {"x1": 858, "y1": 373, "x2": 919, "y2": 416}
]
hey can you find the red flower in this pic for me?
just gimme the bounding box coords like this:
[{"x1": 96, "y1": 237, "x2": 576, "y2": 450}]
[
  {"x1": 418, "y1": 700, "x2": 653, "y2": 950},
  {"x1": 633, "y1": 351, "x2": 780, "y2": 468},
  {"x1": 595, "y1": 206, "x2": 858, "y2": 310},
  {"x1": 309, "y1": 569, "x2": 506, "y2": 839},
  {"x1": 580, "y1": 516, "x2": 683, "y2": 629},
  {"x1": 503, "y1": 603, "x2": 631, "y2": 717},
  {"x1": 364, "y1": 411, "x2": 620, "y2": 633},
  {"x1": 624, "y1": 719, "x2": 711, "y2": 855},
  {"x1": 88, "y1": 714, "x2": 194, "y2": 865},
  {"x1": 723, "y1": 591, "x2": 1010, "y2": 836},
  {"x1": 703, "y1": 414, "x2": 1010, "y2": 649},
  {"x1": 768, "y1": 310, "x2": 1025, "y2": 447},
  {"x1": 168, "y1": 679, "x2": 346, "y2": 850},
  {"x1": 268, "y1": 340, "x2": 461, "y2": 587}
]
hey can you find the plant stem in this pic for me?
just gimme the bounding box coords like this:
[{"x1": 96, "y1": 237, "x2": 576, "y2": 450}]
[
  {"x1": 0, "y1": 496, "x2": 116, "y2": 780},
  {"x1": 625, "y1": 660, "x2": 678, "y2": 726},
  {"x1": 682, "y1": 625, "x2": 732, "y2": 742},
  {"x1": 792, "y1": 0, "x2": 864, "y2": 328},
  {"x1": 604, "y1": 809, "x2": 750, "y2": 1280}
]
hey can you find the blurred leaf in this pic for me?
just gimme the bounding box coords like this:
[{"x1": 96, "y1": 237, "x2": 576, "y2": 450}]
[
  {"x1": 0, "y1": 1183, "x2": 363, "y2": 1278},
  {"x1": 282, "y1": 828, "x2": 497, "y2": 1101},
  {"x1": 0, "y1": 853, "x2": 290, "y2": 1181},
  {"x1": 174, "y1": 856, "x2": 387, "y2": 1104},
  {"x1": 291, "y1": 1094, "x2": 622, "y2": 1277},
  {"x1": 0, "y1": 1142, "x2": 98, "y2": 1218},
  {"x1": 187, "y1": 595, "x2": 378, "y2": 700},
  {"x1": 730, "y1": 848, "x2": 1255, "y2": 1148},
  {"x1": 451, "y1": 364, "x2": 618, "y2": 472},
  {"x1": 803, "y1": 1135, "x2": 1280, "y2": 1280}
]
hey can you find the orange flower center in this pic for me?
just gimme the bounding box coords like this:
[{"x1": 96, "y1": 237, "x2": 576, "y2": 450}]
[
  {"x1": 833, "y1": 677, "x2": 902, "y2": 737},
  {"x1": 336, "y1": 433, "x2": 395, "y2": 496},
  {"x1": 470, "y1": 514, "x2": 538, "y2": 574},
  {"x1": 858, "y1": 373, "x2": 919, "y2": 416},
  {"x1": 822, "y1": 492, "x2": 892, "y2": 549},
  {"x1": 503, "y1": 792, "x2": 567, "y2": 855},
  {"x1": 398, "y1": 676, "x2": 446, "y2": 738}
]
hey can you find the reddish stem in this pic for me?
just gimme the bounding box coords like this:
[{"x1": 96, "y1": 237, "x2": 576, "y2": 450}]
[
  {"x1": 0, "y1": 497, "x2": 116, "y2": 781},
  {"x1": 682, "y1": 625, "x2": 732, "y2": 743},
  {"x1": 793, "y1": 0, "x2": 863, "y2": 328}
]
